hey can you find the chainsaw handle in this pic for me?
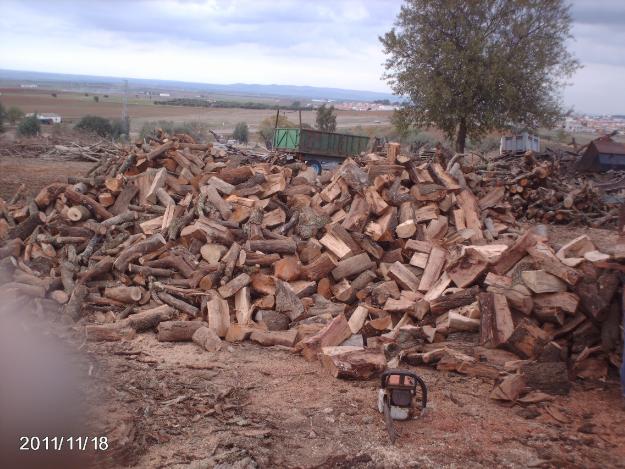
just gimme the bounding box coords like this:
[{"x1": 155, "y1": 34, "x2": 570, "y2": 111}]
[{"x1": 380, "y1": 369, "x2": 428, "y2": 410}]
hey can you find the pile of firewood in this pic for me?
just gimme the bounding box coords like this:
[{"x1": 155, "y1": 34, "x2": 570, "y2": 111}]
[
  {"x1": 471, "y1": 152, "x2": 622, "y2": 227},
  {"x1": 0, "y1": 135, "x2": 623, "y2": 401}
]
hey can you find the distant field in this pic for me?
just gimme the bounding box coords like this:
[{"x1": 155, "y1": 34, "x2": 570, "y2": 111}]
[{"x1": 0, "y1": 88, "x2": 392, "y2": 134}]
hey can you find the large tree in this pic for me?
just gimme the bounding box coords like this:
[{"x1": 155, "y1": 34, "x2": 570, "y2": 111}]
[
  {"x1": 380, "y1": 0, "x2": 579, "y2": 152},
  {"x1": 315, "y1": 104, "x2": 337, "y2": 132}
]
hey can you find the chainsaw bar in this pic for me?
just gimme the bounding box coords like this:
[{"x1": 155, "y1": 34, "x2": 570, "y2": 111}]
[{"x1": 383, "y1": 396, "x2": 397, "y2": 444}]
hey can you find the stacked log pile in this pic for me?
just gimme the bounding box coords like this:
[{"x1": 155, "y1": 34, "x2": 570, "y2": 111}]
[
  {"x1": 0, "y1": 135, "x2": 623, "y2": 401},
  {"x1": 471, "y1": 151, "x2": 621, "y2": 227}
]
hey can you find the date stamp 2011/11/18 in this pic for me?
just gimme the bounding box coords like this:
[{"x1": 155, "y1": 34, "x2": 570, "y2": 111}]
[{"x1": 19, "y1": 436, "x2": 109, "y2": 451}]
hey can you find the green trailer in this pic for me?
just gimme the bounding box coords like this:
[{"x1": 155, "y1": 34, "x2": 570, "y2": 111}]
[{"x1": 273, "y1": 127, "x2": 370, "y2": 172}]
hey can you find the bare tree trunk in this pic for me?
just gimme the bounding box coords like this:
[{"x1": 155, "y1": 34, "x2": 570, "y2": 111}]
[{"x1": 455, "y1": 118, "x2": 467, "y2": 153}]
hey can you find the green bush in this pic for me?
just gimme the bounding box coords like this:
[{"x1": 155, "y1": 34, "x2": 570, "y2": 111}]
[
  {"x1": 258, "y1": 115, "x2": 295, "y2": 149},
  {"x1": 75, "y1": 115, "x2": 112, "y2": 137},
  {"x1": 93, "y1": 96, "x2": 99, "y2": 103},
  {"x1": 0, "y1": 102, "x2": 5, "y2": 132},
  {"x1": 233, "y1": 122, "x2": 249, "y2": 143},
  {"x1": 17, "y1": 115, "x2": 40, "y2": 136},
  {"x1": 6, "y1": 106, "x2": 24, "y2": 125}
]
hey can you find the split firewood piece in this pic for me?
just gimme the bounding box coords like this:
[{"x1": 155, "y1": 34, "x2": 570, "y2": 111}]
[
  {"x1": 418, "y1": 245, "x2": 447, "y2": 292},
  {"x1": 206, "y1": 295, "x2": 230, "y2": 338},
  {"x1": 127, "y1": 304, "x2": 175, "y2": 332},
  {"x1": 405, "y1": 239, "x2": 433, "y2": 253},
  {"x1": 505, "y1": 319, "x2": 550, "y2": 359},
  {"x1": 364, "y1": 187, "x2": 389, "y2": 215},
  {"x1": 104, "y1": 286, "x2": 144, "y2": 303},
  {"x1": 430, "y1": 162, "x2": 460, "y2": 190},
  {"x1": 527, "y1": 243, "x2": 582, "y2": 286},
  {"x1": 208, "y1": 176, "x2": 235, "y2": 195},
  {"x1": 64, "y1": 284, "x2": 88, "y2": 321},
  {"x1": 430, "y1": 285, "x2": 480, "y2": 315},
  {"x1": 274, "y1": 256, "x2": 302, "y2": 282},
  {"x1": 365, "y1": 206, "x2": 397, "y2": 241},
  {"x1": 446, "y1": 251, "x2": 488, "y2": 288},
  {"x1": 262, "y1": 208, "x2": 286, "y2": 228},
  {"x1": 201, "y1": 184, "x2": 232, "y2": 219},
  {"x1": 320, "y1": 231, "x2": 352, "y2": 260},
  {"x1": 192, "y1": 326, "x2": 222, "y2": 352},
  {"x1": 533, "y1": 291, "x2": 579, "y2": 321},
  {"x1": 387, "y1": 262, "x2": 420, "y2": 293},
  {"x1": 234, "y1": 286, "x2": 252, "y2": 325},
  {"x1": 556, "y1": 235, "x2": 595, "y2": 266},
  {"x1": 275, "y1": 280, "x2": 305, "y2": 321},
  {"x1": 251, "y1": 273, "x2": 276, "y2": 295},
  {"x1": 297, "y1": 314, "x2": 352, "y2": 361},
  {"x1": 490, "y1": 374, "x2": 526, "y2": 401},
  {"x1": 425, "y1": 215, "x2": 448, "y2": 241},
  {"x1": 250, "y1": 329, "x2": 298, "y2": 347},
  {"x1": 455, "y1": 189, "x2": 483, "y2": 242},
  {"x1": 110, "y1": 184, "x2": 139, "y2": 215},
  {"x1": 320, "y1": 346, "x2": 387, "y2": 380},
  {"x1": 492, "y1": 229, "x2": 538, "y2": 275},
  {"x1": 521, "y1": 361, "x2": 570, "y2": 395},
  {"x1": 8, "y1": 212, "x2": 46, "y2": 241},
  {"x1": 342, "y1": 194, "x2": 370, "y2": 232},
  {"x1": 301, "y1": 253, "x2": 336, "y2": 281},
  {"x1": 521, "y1": 270, "x2": 567, "y2": 294},
  {"x1": 257, "y1": 310, "x2": 289, "y2": 331},
  {"x1": 331, "y1": 278, "x2": 354, "y2": 302},
  {"x1": 348, "y1": 305, "x2": 369, "y2": 333},
  {"x1": 157, "y1": 320, "x2": 206, "y2": 342},
  {"x1": 200, "y1": 243, "x2": 227, "y2": 264},
  {"x1": 486, "y1": 284, "x2": 533, "y2": 316},
  {"x1": 479, "y1": 292, "x2": 514, "y2": 348},
  {"x1": 146, "y1": 140, "x2": 174, "y2": 161}
]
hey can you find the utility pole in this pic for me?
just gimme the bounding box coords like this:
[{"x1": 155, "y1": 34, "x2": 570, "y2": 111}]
[{"x1": 121, "y1": 79, "x2": 129, "y2": 137}]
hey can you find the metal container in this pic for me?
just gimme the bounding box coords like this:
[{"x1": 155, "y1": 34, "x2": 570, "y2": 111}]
[{"x1": 273, "y1": 128, "x2": 370, "y2": 159}]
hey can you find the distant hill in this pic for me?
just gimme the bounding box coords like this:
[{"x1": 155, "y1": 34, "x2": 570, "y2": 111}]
[{"x1": 0, "y1": 69, "x2": 399, "y2": 103}]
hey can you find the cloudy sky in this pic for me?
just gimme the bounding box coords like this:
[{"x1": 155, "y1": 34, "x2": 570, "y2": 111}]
[{"x1": 0, "y1": 0, "x2": 623, "y2": 114}]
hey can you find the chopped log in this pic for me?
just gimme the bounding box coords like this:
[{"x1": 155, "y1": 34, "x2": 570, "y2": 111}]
[
  {"x1": 114, "y1": 234, "x2": 166, "y2": 272},
  {"x1": 430, "y1": 286, "x2": 481, "y2": 315},
  {"x1": 490, "y1": 374, "x2": 526, "y2": 401},
  {"x1": 146, "y1": 141, "x2": 174, "y2": 161},
  {"x1": 250, "y1": 329, "x2": 298, "y2": 347},
  {"x1": 331, "y1": 253, "x2": 375, "y2": 280},
  {"x1": 67, "y1": 205, "x2": 92, "y2": 222},
  {"x1": 65, "y1": 188, "x2": 112, "y2": 220},
  {"x1": 274, "y1": 256, "x2": 302, "y2": 281},
  {"x1": 157, "y1": 291, "x2": 200, "y2": 317},
  {"x1": 348, "y1": 305, "x2": 369, "y2": 333},
  {"x1": 521, "y1": 362, "x2": 571, "y2": 395},
  {"x1": 320, "y1": 347, "x2": 387, "y2": 379},
  {"x1": 234, "y1": 286, "x2": 252, "y2": 324},
  {"x1": 206, "y1": 295, "x2": 230, "y2": 337},
  {"x1": 446, "y1": 251, "x2": 488, "y2": 288},
  {"x1": 104, "y1": 286, "x2": 144, "y2": 303},
  {"x1": 505, "y1": 319, "x2": 549, "y2": 359},
  {"x1": 218, "y1": 273, "x2": 251, "y2": 298},
  {"x1": 8, "y1": 212, "x2": 45, "y2": 240},
  {"x1": 257, "y1": 309, "x2": 290, "y2": 331},
  {"x1": 418, "y1": 245, "x2": 447, "y2": 291},
  {"x1": 455, "y1": 189, "x2": 483, "y2": 242},
  {"x1": 157, "y1": 320, "x2": 206, "y2": 341},
  {"x1": 297, "y1": 314, "x2": 352, "y2": 361},
  {"x1": 527, "y1": 243, "x2": 582, "y2": 286},
  {"x1": 389, "y1": 261, "x2": 421, "y2": 293},
  {"x1": 275, "y1": 280, "x2": 304, "y2": 321},
  {"x1": 492, "y1": 229, "x2": 537, "y2": 275},
  {"x1": 127, "y1": 305, "x2": 175, "y2": 331},
  {"x1": 109, "y1": 184, "x2": 139, "y2": 215},
  {"x1": 192, "y1": 326, "x2": 222, "y2": 351},
  {"x1": 0, "y1": 238, "x2": 22, "y2": 259},
  {"x1": 85, "y1": 324, "x2": 135, "y2": 342},
  {"x1": 341, "y1": 194, "x2": 370, "y2": 232},
  {"x1": 247, "y1": 238, "x2": 297, "y2": 254},
  {"x1": 521, "y1": 270, "x2": 567, "y2": 294},
  {"x1": 64, "y1": 284, "x2": 88, "y2": 321},
  {"x1": 302, "y1": 253, "x2": 337, "y2": 281}
]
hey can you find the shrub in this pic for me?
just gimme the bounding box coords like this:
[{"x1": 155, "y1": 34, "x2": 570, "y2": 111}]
[
  {"x1": 93, "y1": 96, "x2": 99, "y2": 103},
  {"x1": 0, "y1": 102, "x2": 4, "y2": 132},
  {"x1": 233, "y1": 122, "x2": 249, "y2": 143},
  {"x1": 6, "y1": 106, "x2": 24, "y2": 125},
  {"x1": 51, "y1": 93, "x2": 57, "y2": 98},
  {"x1": 139, "y1": 120, "x2": 208, "y2": 143},
  {"x1": 75, "y1": 115, "x2": 112, "y2": 137},
  {"x1": 17, "y1": 115, "x2": 40, "y2": 136},
  {"x1": 258, "y1": 115, "x2": 295, "y2": 148},
  {"x1": 315, "y1": 104, "x2": 337, "y2": 132}
]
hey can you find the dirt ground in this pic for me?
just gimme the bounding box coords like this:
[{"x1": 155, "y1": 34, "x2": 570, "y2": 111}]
[
  {"x1": 1, "y1": 152, "x2": 625, "y2": 468},
  {"x1": 0, "y1": 89, "x2": 392, "y2": 133}
]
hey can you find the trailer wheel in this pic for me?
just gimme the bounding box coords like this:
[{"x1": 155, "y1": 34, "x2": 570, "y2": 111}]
[{"x1": 307, "y1": 160, "x2": 322, "y2": 175}]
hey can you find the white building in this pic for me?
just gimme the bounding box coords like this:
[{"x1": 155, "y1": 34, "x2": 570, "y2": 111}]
[{"x1": 27, "y1": 113, "x2": 62, "y2": 124}]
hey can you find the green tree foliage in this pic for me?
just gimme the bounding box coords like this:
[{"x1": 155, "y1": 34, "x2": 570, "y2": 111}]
[
  {"x1": 17, "y1": 115, "x2": 40, "y2": 137},
  {"x1": 233, "y1": 122, "x2": 249, "y2": 143},
  {"x1": 93, "y1": 96, "x2": 99, "y2": 103},
  {"x1": 7, "y1": 106, "x2": 25, "y2": 125},
  {"x1": 75, "y1": 115, "x2": 112, "y2": 137},
  {"x1": 258, "y1": 115, "x2": 295, "y2": 149},
  {"x1": 291, "y1": 101, "x2": 301, "y2": 109},
  {"x1": 315, "y1": 104, "x2": 337, "y2": 132},
  {"x1": 380, "y1": 0, "x2": 579, "y2": 152}
]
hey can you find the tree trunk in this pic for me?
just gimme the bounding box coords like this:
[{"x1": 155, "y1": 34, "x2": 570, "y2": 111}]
[{"x1": 455, "y1": 118, "x2": 467, "y2": 153}]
